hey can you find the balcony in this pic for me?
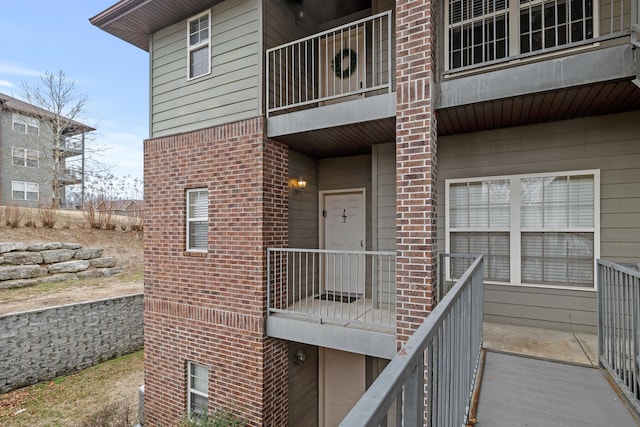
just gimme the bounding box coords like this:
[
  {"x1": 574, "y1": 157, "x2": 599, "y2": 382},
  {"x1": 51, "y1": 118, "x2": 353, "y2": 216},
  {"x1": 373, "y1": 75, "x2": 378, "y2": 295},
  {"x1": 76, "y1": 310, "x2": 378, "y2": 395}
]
[
  {"x1": 59, "y1": 137, "x2": 83, "y2": 158},
  {"x1": 59, "y1": 167, "x2": 83, "y2": 185},
  {"x1": 437, "y1": 0, "x2": 640, "y2": 135},
  {"x1": 266, "y1": 248, "x2": 397, "y2": 359},
  {"x1": 265, "y1": 11, "x2": 396, "y2": 158}
]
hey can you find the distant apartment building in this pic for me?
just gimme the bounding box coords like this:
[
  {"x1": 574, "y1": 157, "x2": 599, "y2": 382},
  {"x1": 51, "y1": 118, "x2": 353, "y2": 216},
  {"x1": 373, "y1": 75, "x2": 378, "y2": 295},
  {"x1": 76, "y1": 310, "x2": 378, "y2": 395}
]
[
  {"x1": 92, "y1": 0, "x2": 640, "y2": 425},
  {"x1": 0, "y1": 93, "x2": 94, "y2": 208}
]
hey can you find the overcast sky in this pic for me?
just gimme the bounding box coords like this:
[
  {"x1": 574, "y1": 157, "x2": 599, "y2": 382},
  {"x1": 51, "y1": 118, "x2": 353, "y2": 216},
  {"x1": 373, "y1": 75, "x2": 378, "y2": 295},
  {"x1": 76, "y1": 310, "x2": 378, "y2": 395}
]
[{"x1": 0, "y1": 1, "x2": 148, "y2": 181}]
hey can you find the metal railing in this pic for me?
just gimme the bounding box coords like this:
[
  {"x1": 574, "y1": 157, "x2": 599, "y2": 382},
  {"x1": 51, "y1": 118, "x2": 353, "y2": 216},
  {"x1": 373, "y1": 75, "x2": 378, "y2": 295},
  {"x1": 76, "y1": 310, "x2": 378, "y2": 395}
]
[
  {"x1": 266, "y1": 11, "x2": 392, "y2": 117},
  {"x1": 267, "y1": 248, "x2": 396, "y2": 328},
  {"x1": 340, "y1": 254, "x2": 484, "y2": 427},
  {"x1": 598, "y1": 259, "x2": 640, "y2": 414},
  {"x1": 436, "y1": 252, "x2": 479, "y2": 305}
]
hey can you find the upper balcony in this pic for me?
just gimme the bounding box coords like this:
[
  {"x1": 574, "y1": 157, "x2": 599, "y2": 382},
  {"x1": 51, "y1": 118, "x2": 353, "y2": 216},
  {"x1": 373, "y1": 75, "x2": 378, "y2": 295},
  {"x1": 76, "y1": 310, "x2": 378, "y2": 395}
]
[
  {"x1": 265, "y1": 11, "x2": 396, "y2": 158},
  {"x1": 59, "y1": 136, "x2": 83, "y2": 159},
  {"x1": 438, "y1": 0, "x2": 640, "y2": 134}
]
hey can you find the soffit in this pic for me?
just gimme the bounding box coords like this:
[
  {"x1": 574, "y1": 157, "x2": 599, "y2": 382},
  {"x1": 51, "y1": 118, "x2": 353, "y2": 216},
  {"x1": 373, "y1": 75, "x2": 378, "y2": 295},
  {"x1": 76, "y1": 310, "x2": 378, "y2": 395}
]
[
  {"x1": 437, "y1": 79, "x2": 640, "y2": 136},
  {"x1": 90, "y1": 0, "x2": 224, "y2": 51}
]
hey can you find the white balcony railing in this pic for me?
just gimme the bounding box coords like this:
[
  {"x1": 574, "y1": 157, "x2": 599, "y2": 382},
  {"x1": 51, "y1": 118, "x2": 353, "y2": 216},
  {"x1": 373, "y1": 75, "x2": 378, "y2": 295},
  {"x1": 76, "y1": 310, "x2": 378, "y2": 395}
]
[
  {"x1": 266, "y1": 11, "x2": 393, "y2": 117},
  {"x1": 267, "y1": 248, "x2": 396, "y2": 329}
]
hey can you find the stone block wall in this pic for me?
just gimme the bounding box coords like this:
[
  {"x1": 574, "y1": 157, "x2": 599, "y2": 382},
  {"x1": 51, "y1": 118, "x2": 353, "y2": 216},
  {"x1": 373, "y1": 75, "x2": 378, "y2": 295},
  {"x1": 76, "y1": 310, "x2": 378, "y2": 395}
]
[
  {"x1": 0, "y1": 242, "x2": 121, "y2": 289},
  {"x1": 0, "y1": 294, "x2": 143, "y2": 394}
]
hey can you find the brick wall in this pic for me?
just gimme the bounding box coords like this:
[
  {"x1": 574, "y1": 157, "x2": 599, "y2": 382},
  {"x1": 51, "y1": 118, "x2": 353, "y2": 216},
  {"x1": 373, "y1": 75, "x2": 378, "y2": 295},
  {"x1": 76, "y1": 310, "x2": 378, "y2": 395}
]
[
  {"x1": 143, "y1": 116, "x2": 289, "y2": 426},
  {"x1": 395, "y1": 0, "x2": 438, "y2": 346},
  {"x1": 0, "y1": 294, "x2": 143, "y2": 394}
]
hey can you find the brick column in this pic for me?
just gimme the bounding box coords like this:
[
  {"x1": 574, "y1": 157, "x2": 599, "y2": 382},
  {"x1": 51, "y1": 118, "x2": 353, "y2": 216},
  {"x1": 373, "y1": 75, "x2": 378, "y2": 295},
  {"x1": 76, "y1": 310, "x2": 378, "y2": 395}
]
[
  {"x1": 395, "y1": 0, "x2": 438, "y2": 346},
  {"x1": 142, "y1": 117, "x2": 288, "y2": 426}
]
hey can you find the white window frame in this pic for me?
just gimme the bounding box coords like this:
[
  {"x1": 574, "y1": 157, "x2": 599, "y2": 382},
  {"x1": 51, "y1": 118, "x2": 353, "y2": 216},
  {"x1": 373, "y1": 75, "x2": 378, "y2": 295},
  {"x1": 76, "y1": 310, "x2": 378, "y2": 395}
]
[
  {"x1": 187, "y1": 361, "x2": 208, "y2": 416},
  {"x1": 445, "y1": 169, "x2": 600, "y2": 290},
  {"x1": 186, "y1": 188, "x2": 208, "y2": 252},
  {"x1": 12, "y1": 114, "x2": 39, "y2": 135},
  {"x1": 12, "y1": 147, "x2": 39, "y2": 168},
  {"x1": 12, "y1": 181, "x2": 39, "y2": 201},
  {"x1": 187, "y1": 11, "x2": 211, "y2": 80}
]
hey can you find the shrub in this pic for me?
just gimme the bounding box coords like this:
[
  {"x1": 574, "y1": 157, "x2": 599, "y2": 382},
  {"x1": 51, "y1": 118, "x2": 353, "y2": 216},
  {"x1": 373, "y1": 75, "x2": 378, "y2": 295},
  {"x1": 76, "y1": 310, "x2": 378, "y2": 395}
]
[
  {"x1": 84, "y1": 198, "x2": 102, "y2": 229},
  {"x1": 38, "y1": 206, "x2": 58, "y2": 228},
  {"x1": 178, "y1": 410, "x2": 246, "y2": 427},
  {"x1": 127, "y1": 209, "x2": 144, "y2": 232},
  {"x1": 5, "y1": 204, "x2": 23, "y2": 228},
  {"x1": 77, "y1": 400, "x2": 132, "y2": 427}
]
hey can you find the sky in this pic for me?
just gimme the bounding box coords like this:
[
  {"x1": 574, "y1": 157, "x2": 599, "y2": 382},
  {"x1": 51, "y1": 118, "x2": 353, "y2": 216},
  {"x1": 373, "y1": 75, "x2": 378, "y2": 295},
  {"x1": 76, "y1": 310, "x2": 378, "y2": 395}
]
[{"x1": 0, "y1": 1, "x2": 149, "y2": 182}]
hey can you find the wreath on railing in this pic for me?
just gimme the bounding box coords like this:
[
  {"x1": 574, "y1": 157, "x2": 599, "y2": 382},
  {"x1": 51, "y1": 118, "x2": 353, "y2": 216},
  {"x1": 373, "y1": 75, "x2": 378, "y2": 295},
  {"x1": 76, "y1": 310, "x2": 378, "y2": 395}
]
[{"x1": 332, "y1": 48, "x2": 357, "y2": 79}]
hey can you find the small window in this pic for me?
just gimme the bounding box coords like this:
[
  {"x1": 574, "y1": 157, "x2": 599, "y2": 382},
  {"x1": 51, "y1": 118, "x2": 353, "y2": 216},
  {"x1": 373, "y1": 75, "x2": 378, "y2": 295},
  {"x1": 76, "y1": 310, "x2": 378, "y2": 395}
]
[
  {"x1": 187, "y1": 188, "x2": 208, "y2": 251},
  {"x1": 12, "y1": 181, "x2": 39, "y2": 201},
  {"x1": 12, "y1": 114, "x2": 39, "y2": 135},
  {"x1": 187, "y1": 362, "x2": 208, "y2": 416},
  {"x1": 12, "y1": 147, "x2": 39, "y2": 168},
  {"x1": 188, "y1": 12, "x2": 211, "y2": 79}
]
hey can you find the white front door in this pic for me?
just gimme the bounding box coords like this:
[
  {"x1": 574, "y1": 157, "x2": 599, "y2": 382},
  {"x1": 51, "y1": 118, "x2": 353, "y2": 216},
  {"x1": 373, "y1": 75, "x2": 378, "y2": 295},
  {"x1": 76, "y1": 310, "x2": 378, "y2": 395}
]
[
  {"x1": 320, "y1": 348, "x2": 366, "y2": 427},
  {"x1": 319, "y1": 28, "x2": 365, "y2": 101},
  {"x1": 322, "y1": 190, "x2": 366, "y2": 295}
]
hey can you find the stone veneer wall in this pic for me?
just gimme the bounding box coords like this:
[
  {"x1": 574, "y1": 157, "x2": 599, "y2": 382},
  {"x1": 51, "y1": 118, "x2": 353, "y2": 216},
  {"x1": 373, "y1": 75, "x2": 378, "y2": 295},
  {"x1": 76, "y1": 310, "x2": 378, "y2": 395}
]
[
  {"x1": 0, "y1": 242, "x2": 121, "y2": 289},
  {"x1": 0, "y1": 293, "x2": 143, "y2": 394}
]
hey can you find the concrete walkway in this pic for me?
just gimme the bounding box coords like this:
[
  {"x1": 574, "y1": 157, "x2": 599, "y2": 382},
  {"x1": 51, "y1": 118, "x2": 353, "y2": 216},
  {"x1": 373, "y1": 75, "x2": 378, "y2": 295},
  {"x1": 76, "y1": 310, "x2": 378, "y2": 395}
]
[
  {"x1": 483, "y1": 322, "x2": 598, "y2": 365},
  {"x1": 477, "y1": 323, "x2": 640, "y2": 426}
]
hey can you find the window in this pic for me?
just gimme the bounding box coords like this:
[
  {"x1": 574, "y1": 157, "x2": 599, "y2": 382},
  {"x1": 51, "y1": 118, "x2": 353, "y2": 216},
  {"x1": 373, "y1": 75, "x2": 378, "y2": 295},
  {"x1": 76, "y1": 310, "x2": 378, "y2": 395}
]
[
  {"x1": 12, "y1": 114, "x2": 39, "y2": 135},
  {"x1": 188, "y1": 11, "x2": 211, "y2": 79},
  {"x1": 12, "y1": 181, "x2": 39, "y2": 201},
  {"x1": 12, "y1": 147, "x2": 39, "y2": 168},
  {"x1": 187, "y1": 188, "x2": 208, "y2": 251},
  {"x1": 187, "y1": 362, "x2": 208, "y2": 416},
  {"x1": 446, "y1": 170, "x2": 599, "y2": 288},
  {"x1": 446, "y1": 0, "x2": 594, "y2": 69}
]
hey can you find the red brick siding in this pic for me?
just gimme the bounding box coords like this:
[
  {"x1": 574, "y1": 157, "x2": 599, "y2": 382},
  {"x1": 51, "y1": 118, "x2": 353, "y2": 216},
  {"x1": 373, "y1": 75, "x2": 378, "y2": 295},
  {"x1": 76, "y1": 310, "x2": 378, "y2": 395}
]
[
  {"x1": 143, "y1": 116, "x2": 288, "y2": 426},
  {"x1": 395, "y1": 0, "x2": 438, "y2": 346}
]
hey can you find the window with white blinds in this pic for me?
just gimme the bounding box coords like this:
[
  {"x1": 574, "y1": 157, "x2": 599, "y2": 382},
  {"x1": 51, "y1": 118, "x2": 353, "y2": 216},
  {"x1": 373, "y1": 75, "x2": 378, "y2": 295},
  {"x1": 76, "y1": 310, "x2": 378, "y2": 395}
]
[
  {"x1": 187, "y1": 362, "x2": 208, "y2": 416},
  {"x1": 187, "y1": 188, "x2": 208, "y2": 251},
  {"x1": 187, "y1": 11, "x2": 211, "y2": 79},
  {"x1": 447, "y1": 170, "x2": 599, "y2": 288}
]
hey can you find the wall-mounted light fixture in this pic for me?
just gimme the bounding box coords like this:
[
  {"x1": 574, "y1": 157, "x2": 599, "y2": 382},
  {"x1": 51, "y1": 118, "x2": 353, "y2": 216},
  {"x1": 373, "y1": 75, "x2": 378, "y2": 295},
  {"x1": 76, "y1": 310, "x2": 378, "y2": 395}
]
[
  {"x1": 292, "y1": 176, "x2": 307, "y2": 193},
  {"x1": 294, "y1": 349, "x2": 306, "y2": 365}
]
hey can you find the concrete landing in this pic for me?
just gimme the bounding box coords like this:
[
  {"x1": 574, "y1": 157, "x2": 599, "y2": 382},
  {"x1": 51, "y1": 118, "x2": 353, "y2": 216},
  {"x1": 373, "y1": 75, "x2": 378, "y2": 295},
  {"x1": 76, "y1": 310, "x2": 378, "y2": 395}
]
[{"x1": 483, "y1": 322, "x2": 598, "y2": 366}]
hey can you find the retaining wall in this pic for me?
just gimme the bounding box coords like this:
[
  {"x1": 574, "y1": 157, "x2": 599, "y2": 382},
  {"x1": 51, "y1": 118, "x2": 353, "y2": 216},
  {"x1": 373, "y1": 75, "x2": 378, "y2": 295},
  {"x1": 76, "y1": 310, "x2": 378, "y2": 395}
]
[{"x1": 0, "y1": 293, "x2": 143, "y2": 394}]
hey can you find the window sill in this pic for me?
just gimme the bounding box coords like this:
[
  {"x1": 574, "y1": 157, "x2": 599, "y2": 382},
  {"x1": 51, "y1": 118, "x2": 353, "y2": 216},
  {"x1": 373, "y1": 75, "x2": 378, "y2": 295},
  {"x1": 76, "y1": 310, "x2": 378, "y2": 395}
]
[
  {"x1": 184, "y1": 250, "x2": 208, "y2": 257},
  {"x1": 485, "y1": 281, "x2": 596, "y2": 292}
]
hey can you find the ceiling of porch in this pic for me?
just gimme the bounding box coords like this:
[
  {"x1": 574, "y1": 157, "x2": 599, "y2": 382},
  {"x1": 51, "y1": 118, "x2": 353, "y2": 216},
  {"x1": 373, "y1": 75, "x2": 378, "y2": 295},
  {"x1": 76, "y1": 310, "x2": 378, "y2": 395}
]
[
  {"x1": 437, "y1": 79, "x2": 640, "y2": 136},
  {"x1": 272, "y1": 77, "x2": 640, "y2": 158}
]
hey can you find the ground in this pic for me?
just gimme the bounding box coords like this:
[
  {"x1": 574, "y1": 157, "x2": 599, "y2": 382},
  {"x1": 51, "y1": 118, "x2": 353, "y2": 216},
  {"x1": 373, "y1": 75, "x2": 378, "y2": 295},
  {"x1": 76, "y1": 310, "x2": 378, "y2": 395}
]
[
  {"x1": 0, "y1": 209, "x2": 144, "y2": 426},
  {"x1": 0, "y1": 210, "x2": 143, "y2": 314}
]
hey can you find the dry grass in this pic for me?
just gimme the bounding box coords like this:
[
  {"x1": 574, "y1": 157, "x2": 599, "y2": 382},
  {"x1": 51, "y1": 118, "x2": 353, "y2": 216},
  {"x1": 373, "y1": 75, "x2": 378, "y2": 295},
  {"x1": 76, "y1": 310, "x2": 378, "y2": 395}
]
[
  {"x1": 0, "y1": 207, "x2": 145, "y2": 426},
  {"x1": 0, "y1": 207, "x2": 144, "y2": 313},
  {"x1": 0, "y1": 351, "x2": 143, "y2": 427}
]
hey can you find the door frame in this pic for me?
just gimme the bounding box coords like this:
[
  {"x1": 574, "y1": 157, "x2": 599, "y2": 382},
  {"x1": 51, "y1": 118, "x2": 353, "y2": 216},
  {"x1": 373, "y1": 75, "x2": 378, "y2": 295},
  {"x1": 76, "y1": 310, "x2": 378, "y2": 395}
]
[{"x1": 319, "y1": 188, "x2": 367, "y2": 250}]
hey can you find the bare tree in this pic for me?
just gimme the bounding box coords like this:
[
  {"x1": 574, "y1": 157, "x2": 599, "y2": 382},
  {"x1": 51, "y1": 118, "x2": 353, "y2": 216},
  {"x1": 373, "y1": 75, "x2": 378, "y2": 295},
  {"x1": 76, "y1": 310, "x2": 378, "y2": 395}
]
[{"x1": 21, "y1": 70, "x2": 95, "y2": 208}]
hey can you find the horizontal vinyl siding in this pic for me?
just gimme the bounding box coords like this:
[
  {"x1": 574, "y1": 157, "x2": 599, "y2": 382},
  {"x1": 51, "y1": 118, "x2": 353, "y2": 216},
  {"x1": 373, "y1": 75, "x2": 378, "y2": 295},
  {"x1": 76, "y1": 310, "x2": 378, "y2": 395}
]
[
  {"x1": 0, "y1": 111, "x2": 55, "y2": 207},
  {"x1": 437, "y1": 110, "x2": 640, "y2": 333},
  {"x1": 374, "y1": 143, "x2": 396, "y2": 307},
  {"x1": 150, "y1": 0, "x2": 261, "y2": 137}
]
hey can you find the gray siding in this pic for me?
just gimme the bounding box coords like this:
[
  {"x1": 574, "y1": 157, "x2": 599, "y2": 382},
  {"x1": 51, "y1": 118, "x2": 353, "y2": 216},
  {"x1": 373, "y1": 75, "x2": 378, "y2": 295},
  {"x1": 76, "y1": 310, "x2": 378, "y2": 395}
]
[
  {"x1": 0, "y1": 110, "x2": 56, "y2": 207},
  {"x1": 289, "y1": 150, "x2": 319, "y2": 249},
  {"x1": 373, "y1": 143, "x2": 396, "y2": 307},
  {"x1": 288, "y1": 342, "x2": 318, "y2": 427},
  {"x1": 437, "y1": 110, "x2": 640, "y2": 333},
  {"x1": 150, "y1": 0, "x2": 261, "y2": 137}
]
